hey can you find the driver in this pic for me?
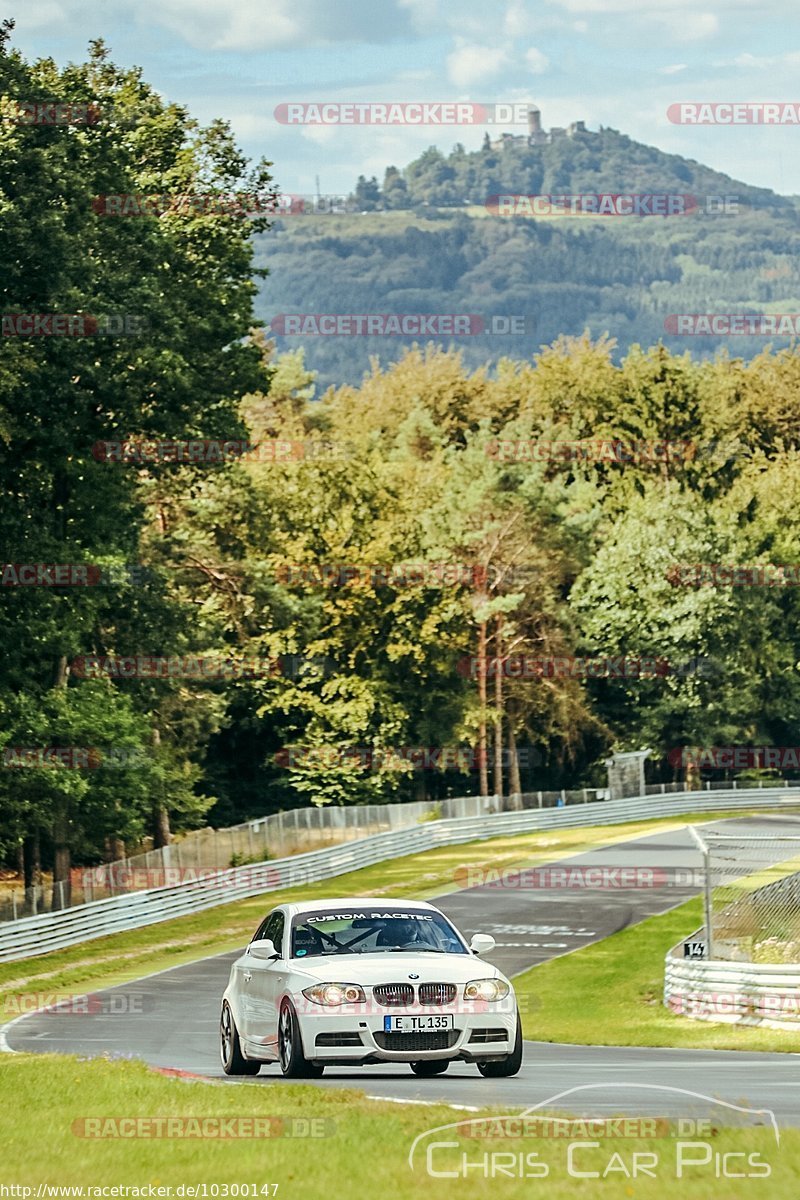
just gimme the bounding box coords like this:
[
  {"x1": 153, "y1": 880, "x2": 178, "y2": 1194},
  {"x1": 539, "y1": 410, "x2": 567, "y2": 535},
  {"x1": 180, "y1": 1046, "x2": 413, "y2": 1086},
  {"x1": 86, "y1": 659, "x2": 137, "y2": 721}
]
[{"x1": 376, "y1": 918, "x2": 423, "y2": 948}]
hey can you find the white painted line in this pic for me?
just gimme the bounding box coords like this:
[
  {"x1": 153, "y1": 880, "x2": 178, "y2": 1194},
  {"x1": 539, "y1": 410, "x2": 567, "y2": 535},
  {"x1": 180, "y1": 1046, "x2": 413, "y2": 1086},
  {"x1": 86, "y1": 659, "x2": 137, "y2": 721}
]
[{"x1": 366, "y1": 1094, "x2": 480, "y2": 1111}]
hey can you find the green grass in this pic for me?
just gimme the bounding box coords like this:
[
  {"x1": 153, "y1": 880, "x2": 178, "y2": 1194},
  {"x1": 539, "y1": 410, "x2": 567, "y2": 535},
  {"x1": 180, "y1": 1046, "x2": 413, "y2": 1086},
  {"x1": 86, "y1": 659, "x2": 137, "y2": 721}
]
[
  {"x1": 0, "y1": 1053, "x2": 796, "y2": 1198},
  {"x1": 514, "y1": 894, "x2": 800, "y2": 1052},
  {"x1": 0, "y1": 810, "x2": 756, "y2": 1022}
]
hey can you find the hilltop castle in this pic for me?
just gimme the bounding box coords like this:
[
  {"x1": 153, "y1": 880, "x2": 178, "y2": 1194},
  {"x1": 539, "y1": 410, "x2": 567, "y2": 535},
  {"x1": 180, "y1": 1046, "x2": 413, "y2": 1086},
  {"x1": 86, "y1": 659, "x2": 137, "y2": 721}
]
[{"x1": 488, "y1": 106, "x2": 587, "y2": 151}]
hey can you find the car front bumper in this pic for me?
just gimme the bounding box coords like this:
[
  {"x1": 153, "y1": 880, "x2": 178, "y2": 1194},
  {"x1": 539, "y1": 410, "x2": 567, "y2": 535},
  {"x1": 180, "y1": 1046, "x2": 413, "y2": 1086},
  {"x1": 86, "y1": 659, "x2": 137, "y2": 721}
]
[{"x1": 293, "y1": 997, "x2": 518, "y2": 1064}]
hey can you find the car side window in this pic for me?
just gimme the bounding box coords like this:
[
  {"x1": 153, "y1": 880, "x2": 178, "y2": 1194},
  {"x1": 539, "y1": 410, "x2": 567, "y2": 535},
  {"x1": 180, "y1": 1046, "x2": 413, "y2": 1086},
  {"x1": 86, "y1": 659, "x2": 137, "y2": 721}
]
[
  {"x1": 258, "y1": 911, "x2": 285, "y2": 958},
  {"x1": 252, "y1": 916, "x2": 271, "y2": 944}
]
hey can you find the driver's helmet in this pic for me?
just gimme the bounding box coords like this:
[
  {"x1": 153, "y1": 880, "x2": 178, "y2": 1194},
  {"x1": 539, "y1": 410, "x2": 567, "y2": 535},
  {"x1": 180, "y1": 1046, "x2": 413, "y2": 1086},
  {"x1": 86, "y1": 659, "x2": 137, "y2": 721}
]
[{"x1": 377, "y1": 918, "x2": 422, "y2": 946}]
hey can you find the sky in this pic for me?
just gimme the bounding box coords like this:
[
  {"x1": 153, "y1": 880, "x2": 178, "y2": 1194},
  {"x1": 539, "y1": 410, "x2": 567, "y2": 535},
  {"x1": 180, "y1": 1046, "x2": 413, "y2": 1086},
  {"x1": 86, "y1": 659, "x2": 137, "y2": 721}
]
[{"x1": 6, "y1": 0, "x2": 800, "y2": 196}]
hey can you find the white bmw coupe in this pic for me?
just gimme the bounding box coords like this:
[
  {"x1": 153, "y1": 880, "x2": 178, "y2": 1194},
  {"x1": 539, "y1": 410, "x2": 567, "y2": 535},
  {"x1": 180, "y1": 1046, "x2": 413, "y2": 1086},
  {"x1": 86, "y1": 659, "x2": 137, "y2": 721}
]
[{"x1": 220, "y1": 897, "x2": 522, "y2": 1078}]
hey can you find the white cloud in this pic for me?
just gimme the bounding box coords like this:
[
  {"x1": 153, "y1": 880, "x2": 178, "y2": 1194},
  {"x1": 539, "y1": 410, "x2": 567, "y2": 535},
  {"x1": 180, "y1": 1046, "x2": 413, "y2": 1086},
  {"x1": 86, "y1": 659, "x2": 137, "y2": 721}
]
[
  {"x1": 727, "y1": 50, "x2": 800, "y2": 69},
  {"x1": 10, "y1": 0, "x2": 68, "y2": 32},
  {"x1": 654, "y1": 11, "x2": 718, "y2": 41},
  {"x1": 503, "y1": 0, "x2": 544, "y2": 35},
  {"x1": 658, "y1": 64, "x2": 688, "y2": 74},
  {"x1": 547, "y1": 0, "x2": 764, "y2": 11},
  {"x1": 446, "y1": 43, "x2": 511, "y2": 88},
  {"x1": 525, "y1": 47, "x2": 550, "y2": 74},
  {"x1": 132, "y1": 0, "x2": 412, "y2": 51}
]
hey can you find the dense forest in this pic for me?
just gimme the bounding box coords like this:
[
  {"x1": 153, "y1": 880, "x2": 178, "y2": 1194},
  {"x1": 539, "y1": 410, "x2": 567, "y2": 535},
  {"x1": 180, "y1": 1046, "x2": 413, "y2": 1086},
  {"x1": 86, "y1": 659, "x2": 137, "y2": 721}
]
[
  {"x1": 257, "y1": 130, "x2": 800, "y2": 389},
  {"x1": 3, "y1": 36, "x2": 800, "y2": 897}
]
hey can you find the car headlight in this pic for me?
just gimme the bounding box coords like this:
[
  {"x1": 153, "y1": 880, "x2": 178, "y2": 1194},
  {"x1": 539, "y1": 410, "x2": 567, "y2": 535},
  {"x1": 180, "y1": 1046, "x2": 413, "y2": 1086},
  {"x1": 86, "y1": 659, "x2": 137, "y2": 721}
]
[
  {"x1": 301, "y1": 983, "x2": 366, "y2": 1006},
  {"x1": 464, "y1": 978, "x2": 510, "y2": 1002}
]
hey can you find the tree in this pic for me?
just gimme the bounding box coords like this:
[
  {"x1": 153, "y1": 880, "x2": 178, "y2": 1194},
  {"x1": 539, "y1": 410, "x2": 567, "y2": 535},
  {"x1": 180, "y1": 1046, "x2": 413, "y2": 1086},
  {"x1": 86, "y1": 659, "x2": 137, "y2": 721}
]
[{"x1": 0, "y1": 34, "x2": 274, "y2": 886}]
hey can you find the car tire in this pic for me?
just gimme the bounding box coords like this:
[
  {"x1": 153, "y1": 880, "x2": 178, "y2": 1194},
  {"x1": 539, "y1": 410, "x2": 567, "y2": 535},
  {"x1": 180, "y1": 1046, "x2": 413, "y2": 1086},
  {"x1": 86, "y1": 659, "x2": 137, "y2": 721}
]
[
  {"x1": 278, "y1": 1001, "x2": 325, "y2": 1078},
  {"x1": 220, "y1": 1001, "x2": 260, "y2": 1076},
  {"x1": 410, "y1": 1060, "x2": 450, "y2": 1076},
  {"x1": 476, "y1": 1012, "x2": 523, "y2": 1078}
]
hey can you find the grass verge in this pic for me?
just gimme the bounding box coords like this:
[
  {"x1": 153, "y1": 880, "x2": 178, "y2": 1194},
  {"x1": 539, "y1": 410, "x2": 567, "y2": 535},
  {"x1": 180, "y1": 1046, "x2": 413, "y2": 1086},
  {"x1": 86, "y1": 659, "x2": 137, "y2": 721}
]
[{"x1": 0, "y1": 1053, "x2": 795, "y2": 1198}]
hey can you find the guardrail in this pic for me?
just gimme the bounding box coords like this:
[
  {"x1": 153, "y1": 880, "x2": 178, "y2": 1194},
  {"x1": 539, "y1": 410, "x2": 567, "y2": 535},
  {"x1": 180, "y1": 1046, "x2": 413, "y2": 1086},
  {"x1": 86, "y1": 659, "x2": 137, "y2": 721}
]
[
  {"x1": 664, "y1": 839, "x2": 800, "y2": 1028},
  {"x1": 664, "y1": 940, "x2": 800, "y2": 1029},
  {"x1": 3, "y1": 786, "x2": 800, "y2": 963}
]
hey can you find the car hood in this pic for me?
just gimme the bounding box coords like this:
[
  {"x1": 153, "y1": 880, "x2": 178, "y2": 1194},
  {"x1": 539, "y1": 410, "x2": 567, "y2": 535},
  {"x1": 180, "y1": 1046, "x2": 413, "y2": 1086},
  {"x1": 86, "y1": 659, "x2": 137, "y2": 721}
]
[{"x1": 290, "y1": 952, "x2": 505, "y2": 985}]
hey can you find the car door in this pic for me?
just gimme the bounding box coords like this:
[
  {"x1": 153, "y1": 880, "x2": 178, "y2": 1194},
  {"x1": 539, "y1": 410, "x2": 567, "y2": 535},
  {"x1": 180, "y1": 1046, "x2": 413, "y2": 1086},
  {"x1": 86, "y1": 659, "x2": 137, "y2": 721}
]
[
  {"x1": 242, "y1": 910, "x2": 286, "y2": 1058},
  {"x1": 236, "y1": 914, "x2": 270, "y2": 1043}
]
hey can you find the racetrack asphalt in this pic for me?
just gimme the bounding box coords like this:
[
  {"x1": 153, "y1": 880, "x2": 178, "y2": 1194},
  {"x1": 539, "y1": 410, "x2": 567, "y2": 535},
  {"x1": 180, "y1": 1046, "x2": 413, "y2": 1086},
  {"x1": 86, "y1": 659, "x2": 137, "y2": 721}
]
[{"x1": 6, "y1": 814, "x2": 800, "y2": 1124}]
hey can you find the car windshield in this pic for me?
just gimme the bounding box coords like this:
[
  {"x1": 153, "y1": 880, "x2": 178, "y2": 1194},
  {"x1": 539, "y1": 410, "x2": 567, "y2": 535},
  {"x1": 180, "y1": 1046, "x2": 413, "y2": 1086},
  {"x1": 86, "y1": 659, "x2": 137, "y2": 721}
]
[{"x1": 290, "y1": 907, "x2": 468, "y2": 958}]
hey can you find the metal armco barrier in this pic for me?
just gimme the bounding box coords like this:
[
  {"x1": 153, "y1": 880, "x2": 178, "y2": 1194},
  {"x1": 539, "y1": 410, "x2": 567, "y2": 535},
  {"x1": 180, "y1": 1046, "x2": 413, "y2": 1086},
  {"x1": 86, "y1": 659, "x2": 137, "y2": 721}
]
[
  {"x1": 665, "y1": 942, "x2": 800, "y2": 1029},
  {"x1": 3, "y1": 787, "x2": 799, "y2": 963}
]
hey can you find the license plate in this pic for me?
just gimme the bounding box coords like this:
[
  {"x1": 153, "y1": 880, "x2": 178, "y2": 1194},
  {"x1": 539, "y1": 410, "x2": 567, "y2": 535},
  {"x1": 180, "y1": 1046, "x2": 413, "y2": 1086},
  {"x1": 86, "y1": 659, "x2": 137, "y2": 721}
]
[{"x1": 383, "y1": 1014, "x2": 454, "y2": 1033}]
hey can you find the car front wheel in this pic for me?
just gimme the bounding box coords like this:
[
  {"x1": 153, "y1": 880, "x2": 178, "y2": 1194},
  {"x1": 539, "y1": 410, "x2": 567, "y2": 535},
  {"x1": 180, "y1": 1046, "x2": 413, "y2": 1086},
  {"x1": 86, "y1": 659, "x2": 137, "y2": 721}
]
[
  {"x1": 278, "y1": 1001, "x2": 324, "y2": 1078},
  {"x1": 220, "y1": 1001, "x2": 260, "y2": 1076},
  {"x1": 476, "y1": 1013, "x2": 523, "y2": 1078}
]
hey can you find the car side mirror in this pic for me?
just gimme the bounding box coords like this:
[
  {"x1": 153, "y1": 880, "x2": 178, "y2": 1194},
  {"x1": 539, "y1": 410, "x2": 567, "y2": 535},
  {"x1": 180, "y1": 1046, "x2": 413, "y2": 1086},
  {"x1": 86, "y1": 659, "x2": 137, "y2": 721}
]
[
  {"x1": 249, "y1": 937, "x2": 280, "y2": 961},
  {"x1": 469, "y1": 933, "x2": 496, "y2": 955}
]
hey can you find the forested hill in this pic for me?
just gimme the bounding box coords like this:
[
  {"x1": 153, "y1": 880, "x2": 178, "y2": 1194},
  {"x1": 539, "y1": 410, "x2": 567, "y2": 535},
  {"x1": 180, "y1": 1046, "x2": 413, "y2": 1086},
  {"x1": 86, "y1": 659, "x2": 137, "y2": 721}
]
[
  {"x1": 374, "y1": 127, "x2": 790, "y2": 211},
  {"x1": 254, "y1": 127, "x2": 800, "y2": 391}
]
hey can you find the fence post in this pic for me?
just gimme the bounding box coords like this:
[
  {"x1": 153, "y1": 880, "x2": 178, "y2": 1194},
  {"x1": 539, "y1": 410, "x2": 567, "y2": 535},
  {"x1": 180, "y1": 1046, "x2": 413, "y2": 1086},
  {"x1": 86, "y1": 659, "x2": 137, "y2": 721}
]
[
  {"x1": 31, "y1": 886, "x2": 37, "y2": 916},
  {"x1": 689, "y1": 826, "x2": 714, "y2": 962},
  {"x1": 702, "y1": 843, "x2": 714, "y2": 960},
  {"x1": 537, "y1": 791, "x2": 542, "y2": 809},
  {"x1": 11, "y1": 891, "x2": 17, "y2": 921}
]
